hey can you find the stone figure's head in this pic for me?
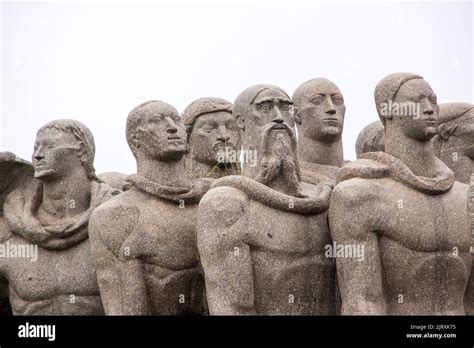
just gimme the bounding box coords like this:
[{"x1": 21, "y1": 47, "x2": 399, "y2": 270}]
[
  {"x1": 234, "y1": 84, "x2": 300, "y2": 193},
  {"x1": 183, "y1": 97, "x2": 240, "y2": 166},
  {"x1": 431, "y1": 102, "x2": 474, "y2": 183},
  {"x1": 33, "y1": 119, "x2": 98, "y2": 182},
  {"x1": 293, "y1": 78, "x2": 345, "y2": 143},
  {"x1": 126, "y1": 101, "x2": 187, "y2": 162},
  {"x1": 355, "y1": 120, "x2": 385, "y2": 158},
  {"x1": 375, "y1": 73, "x2": 439, "y2": 142}
]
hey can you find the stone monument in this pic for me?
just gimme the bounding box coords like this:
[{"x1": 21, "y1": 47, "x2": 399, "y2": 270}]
[
  {"x1": 0, "y1": 120, "x2": 118, "y2": 315},
  {"x1": 329, "y1": 73, "x2": 473, "y2": 315},
  {"x1": 197, "y1": 84, "x2": 335, "y2": 315},
  {"x1": 432, "y1": 103, "x2": 474, "y2": 184},
  {"x1": 293, "y1": 78, "x2": 346, "y2": 184},
  {"x1": 89, "y1": 100, "x2": 211, "y2": 315},
  {"x1": 183, "y1": 97, "x2": 241, "y2": 179},
  {"x1": 355, "y1": 120, "x2": 385, "y2": 158}
]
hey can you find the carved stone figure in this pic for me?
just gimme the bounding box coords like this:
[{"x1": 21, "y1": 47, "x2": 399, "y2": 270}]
[
  {"x1": 89, "y1": 101, "x2": 211, "y2": 315},
  {"x1": 0, "y1": 120, "x2": 118, "y2": 315},
  {"x1": 432, "y1": 103, "x2": 474, "y2": 184},
  {"x1": 329, "y1": 73, "x2": 473, "y2": 315},
  {"x1": 183, "y1": 97, "x2": 241, "y2": 179},
  {"x1": 355, "y1": 120, "x2": 385, "y2": 158},
  {"x1": 0, "y1": 152, "x2": 31, "y2": 315},
  {"x1": 197, "y1": 84, "x2": 335, "y2": 315},
  {"x1": 293, "y1": 78, "x2": 345, "y2": 184}
]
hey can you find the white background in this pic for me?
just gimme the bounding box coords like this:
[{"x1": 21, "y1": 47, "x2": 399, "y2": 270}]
[{"x1": 1, "y1": 0, "x2": 473, "y2": 175}]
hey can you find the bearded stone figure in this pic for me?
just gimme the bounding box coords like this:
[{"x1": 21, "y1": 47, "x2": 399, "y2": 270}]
[
  {"x1": 293, "y1": 78, "x2": 346, "y2": 185},
  {"x1": 197, "y1": 84, "x2": 335, "y2": 315},
  {"x1": 0, "y1": 120, "x2": 118, "y2": 315},
  {"x1": 329, "y1": 73, "x2": 473, "y2": 315},
  {"x1": 432, "y1": 103, "x2": 474, "y2": 185},
  {"x1": 89, "y1": 100, "x2": 211, "y2": 315},
  {"x1": 183, "y1": 97, "x2": 241, "y2": 179}
]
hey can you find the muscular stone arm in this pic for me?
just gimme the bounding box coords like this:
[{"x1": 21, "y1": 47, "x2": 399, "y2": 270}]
[
  {"x1": 197, "y1": 187, "x2": 256, "y2": 315},
  {"x1": 328, "y1": 179, "x2": 387, "y2": 315},
  {"x1": 89, "y1": 202, "x2": 148, "y2": 315}
]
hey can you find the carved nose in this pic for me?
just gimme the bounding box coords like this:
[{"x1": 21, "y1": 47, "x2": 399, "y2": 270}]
[
  {"x1": 217, "y1": 135, "x2": 230, "y2": 142},
  {"x1": 421, "y1": 98, "x2": 434, "y2": 115},
  {"x1": 167, "y1": 128, "x2": 177, "y2": 134},
  {"x1": 326, "y1": 109, "x2": 336, "y2": 115}
]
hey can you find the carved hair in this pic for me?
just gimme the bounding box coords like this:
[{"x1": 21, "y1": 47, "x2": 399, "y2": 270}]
[
  {"x1": 126, "y1": 100, "x2": 179, "y2": 157},
  {"x1": 37, "y1": 119, "x2": 98, "y2": 181},
  {"x1": 355, "y1": 120, "x2": 385, "y2": 158},
  {"x1": 182, "y1": 97, "x2": 233, "y2": 138},
  {"x1": 374, "y1": 72, "x2": 423, "y2": 125}
]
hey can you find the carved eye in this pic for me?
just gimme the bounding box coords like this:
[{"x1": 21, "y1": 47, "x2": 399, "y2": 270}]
[
  {"x1": 226, "y1": 121, "x2": 237, "y2": 130},
  {"x1": 258, "y1": 102, "x2": 273, "y2": 112},
  {"x1": 429, "y1": 95, "x2": 437, "y2": 104},
  {"x1": 311, "y1": 95, "x2": 325, "y2": 105},
  {"x1": 332, "y1": 94, "x2": 344, "y2": 105},
  {"x1": 279, "y1": 103, "x2": 292, "y2": 112}
]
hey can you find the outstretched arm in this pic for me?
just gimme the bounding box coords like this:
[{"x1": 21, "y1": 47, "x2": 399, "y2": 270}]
[
  {"x1": 328, "y1": 180, "x2": 387, "y2": 315},
  {"x1": 197, "y1": 187, "x2": 256, "y2": 315},
  {"x1": 89, "y1": 203, "x2": 148, "y2": 315}
]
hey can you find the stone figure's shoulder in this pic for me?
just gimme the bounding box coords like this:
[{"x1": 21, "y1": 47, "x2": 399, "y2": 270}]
[
  {"x1": 90, "y1": 190, "x2": 142, "y2": 255},
  {"x1": 199, "y1": 186, "x2": 249, "y2": 227},
  {"x1": 332, "y1": 159, "x2": 390, "y2": 206}
]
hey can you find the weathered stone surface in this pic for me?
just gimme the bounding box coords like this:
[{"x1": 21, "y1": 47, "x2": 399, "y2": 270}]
[
  {"x1": 183, "y1": 97, "x2": 241, "y2": 179},
  {"x1": 355, "y1": 120, "x2": 385, "y2": 158},
  {"x1": 99, "y1": 171, "x2": 129, "y2": 191},
  {"x1": 329, "y1": 73, "x2": 473, "y2": 315},
  {"x1": 89, "y1": 100, "x2": 210, "y2": 315},
  {"x1": 0, "y1": 120, "x2": 118, "y2": 315},
  {"x1": 197, "y1": 84, "x2": 335, "y2": 315},
  {"x1": 432, "y1": 103, "x2": 474, "y2": 184},
  {"x1": 293, "y1": 78, "x2": 345, "y2": 185}
]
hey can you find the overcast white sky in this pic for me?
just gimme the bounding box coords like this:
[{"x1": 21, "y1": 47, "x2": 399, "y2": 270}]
[{"x1": 1, "y1": 0, "x2": 473, "y2": 175}]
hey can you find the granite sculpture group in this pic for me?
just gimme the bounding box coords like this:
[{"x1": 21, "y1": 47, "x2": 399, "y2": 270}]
[{"x1": 0, "y1": 72, "x2": 473, "y2": 316}]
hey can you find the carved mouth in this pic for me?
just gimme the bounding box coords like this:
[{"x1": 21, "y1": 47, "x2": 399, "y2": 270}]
[
  {"x1": 271, "y1": 123, "x2": 287, "y2": 130},
  {"x1": 167, "y1": 136, "x2": 182, "y2": 141},
  {"x1": 323, "y1": 118, "x2": 339, "y2": 125},
  {"x1": 423, "y1": 119, "x2": 437, "y2": 126}
]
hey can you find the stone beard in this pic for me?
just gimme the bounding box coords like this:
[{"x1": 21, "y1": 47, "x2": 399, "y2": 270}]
[
  {"x1": 254, "y1": 122, "x2": 301, "y2": 196},
  {"x1": 329, "y1": 73, "x2": 473, "y2": 315},
  {"x1": 197, "y1": 84, "x2": 335, "y2": 315}
]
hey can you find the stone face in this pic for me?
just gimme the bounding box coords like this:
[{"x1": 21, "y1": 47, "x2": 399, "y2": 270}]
[
  {"x1": 0, "y1": 120, "x2": 118, "y2": 315},
  {"x1": 329, "y1": 73, "x2": 473, "y2": 315},
  {"x1": 432, "y1": 103, "x2": 474, "y2": 184},
  {"x1": 197, "y1": 84, "x2": 335, "y2": 315},
  {"x1": 293, "y1": 78, "x2": 346, "y2": 185},
  {"x1": 89, "y1": 100, "x2": 210, "y2": 315},
  {"x1": 355, "y1": 120, "x2": 385, "y2": 158},
  {"x1": 183, "y1": 97, "x2": 241, "y2": 179}
]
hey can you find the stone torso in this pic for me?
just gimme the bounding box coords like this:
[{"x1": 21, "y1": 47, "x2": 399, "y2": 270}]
[
  {"x1": 0, "y1": 224, "x2": 103, "y2": 315},
  {"x1": 347, "y1": 177, "x2": 471, "y2": 315},
  {"x1": 246, "y1": 198, "x2": 334, "y2": 314},
  {"x1": 103, "y1": 188, "x2": 204, "y2": 315}
]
